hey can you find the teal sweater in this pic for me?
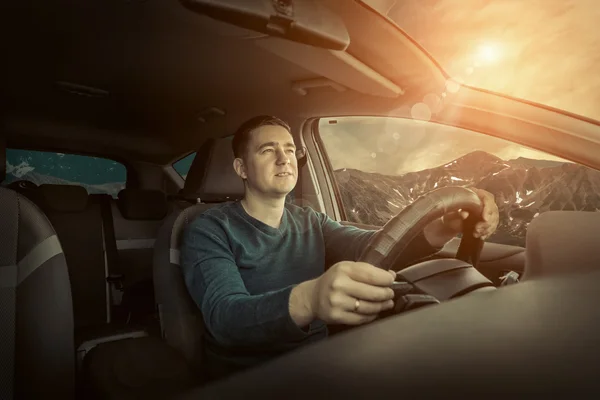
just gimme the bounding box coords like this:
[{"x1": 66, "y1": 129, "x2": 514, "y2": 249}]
[{"x1": 180, "y1": 201, "x2": 438, "y2": 379}]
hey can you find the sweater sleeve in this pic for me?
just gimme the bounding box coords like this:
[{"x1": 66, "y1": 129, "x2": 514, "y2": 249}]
[
  {"x1": 180, "y1": 215, "x2": 311, "y2": 348},
  {"x1": 316, "y1": 212, "x2": 442, "y2": 268}
]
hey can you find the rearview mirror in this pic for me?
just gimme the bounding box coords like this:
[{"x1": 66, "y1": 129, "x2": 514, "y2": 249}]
[{"x1": 179, "y1": 0, "x2": 350, "y2": 50}]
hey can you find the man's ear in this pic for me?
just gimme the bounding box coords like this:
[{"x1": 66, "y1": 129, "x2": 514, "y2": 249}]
[{"x1": 233, "y1": 158, "x2": 247, "y2": 179}]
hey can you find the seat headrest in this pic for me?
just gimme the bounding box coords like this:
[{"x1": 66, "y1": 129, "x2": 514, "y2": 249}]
[
  {"x1": 0, "y1": 135, "x2": 5, "y2": 183},
  {"x1": 181, "y1": 137, "x2": 245, "y2": 200},
  {"x1": 39, "y1": 184, "x2": 88, "y2": 212},
  {"x1": 117, "y1": 188, "x2": 168, "y2": 220}
]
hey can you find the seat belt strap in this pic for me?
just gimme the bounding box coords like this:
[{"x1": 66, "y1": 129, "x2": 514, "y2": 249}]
[{"x1": 97, "y1": 195, "x2": 124, "y2": 313}]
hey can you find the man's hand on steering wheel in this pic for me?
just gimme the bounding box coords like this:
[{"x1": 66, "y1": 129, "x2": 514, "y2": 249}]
[
  {"x1": 290, "y1": 262, "x2": 396, "y2": 327},
  {"x1": 424, "y1": 188, "x2": 500, "y2": 248},
  {"x1": 291, "y1": 187, "x2": 500, "y2": 329}
]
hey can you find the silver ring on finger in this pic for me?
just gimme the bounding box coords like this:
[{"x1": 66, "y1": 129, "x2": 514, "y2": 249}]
[{"x1": 354, "y1": 299, "x2": 360, "y2": 312}]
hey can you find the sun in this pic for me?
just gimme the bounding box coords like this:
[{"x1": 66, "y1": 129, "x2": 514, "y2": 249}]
[{"x1": 476, "y1": 42, "x2": 502, "y2": 65}]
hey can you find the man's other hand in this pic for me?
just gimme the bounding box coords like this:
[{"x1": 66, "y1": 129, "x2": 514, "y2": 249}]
[
  {"x1": 291, "y1": 261, "x2": 396, "y2": 327},
  {"x1": 441, "y1": 188, "x2": 499, "y2": 240},
  {"x1": 424, "y1": 188, "x2": 500, "y2": 248}
]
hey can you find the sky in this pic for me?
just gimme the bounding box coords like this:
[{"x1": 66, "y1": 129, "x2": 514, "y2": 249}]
[
  {"x1": 368, "y1": 0, "x2": 600, "y2": 121},
  {"x1": 326, "y1": 0, "x2": 597, "y2": 176}
]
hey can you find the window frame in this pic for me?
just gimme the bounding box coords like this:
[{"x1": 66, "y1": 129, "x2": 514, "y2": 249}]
[
  {"x1": 299, "y1": 118, "x2": 342, "y2": 219},
  {"x1": 310, "y1": 119, "x2": 349, "y2": 222}
]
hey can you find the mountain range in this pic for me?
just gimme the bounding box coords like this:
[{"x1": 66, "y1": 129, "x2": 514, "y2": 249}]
[{"x1": 334, "y1": 150, "x2": 600, "y2": 247}]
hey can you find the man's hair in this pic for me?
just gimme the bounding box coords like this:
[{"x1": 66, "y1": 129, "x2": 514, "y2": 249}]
[{"x1": 231, "y1": 115, "x2": 291, "y2": 159}]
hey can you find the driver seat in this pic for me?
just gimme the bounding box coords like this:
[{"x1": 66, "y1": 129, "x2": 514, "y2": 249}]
[{"x1": 153, "y1": 137, "x2": 245, "y2": 378}]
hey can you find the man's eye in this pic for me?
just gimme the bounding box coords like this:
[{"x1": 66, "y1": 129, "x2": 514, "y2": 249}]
[
  {"x1": 286, "y1": 149, "x2": 295, "y2": 154},
  {"x1": 262, "y1": 148, "x2": 274, "y2": 153}
]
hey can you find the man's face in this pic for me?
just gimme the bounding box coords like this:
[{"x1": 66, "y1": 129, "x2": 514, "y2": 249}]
[{"x1": 235, "y1": 125, "x2": 298, "y2": 198}]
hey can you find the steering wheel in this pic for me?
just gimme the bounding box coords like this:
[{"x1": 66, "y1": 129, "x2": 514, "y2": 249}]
[
  {"x1": 357, "y1": 187, "x2": 494, "y2": 313},
  {"x1": 358, "y1": 186, "x2": 484, "y2": 270}
]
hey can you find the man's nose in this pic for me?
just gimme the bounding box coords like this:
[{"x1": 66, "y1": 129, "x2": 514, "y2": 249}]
[{"x1": 275, "y1": 149, "x2": 290, "y2": 164}]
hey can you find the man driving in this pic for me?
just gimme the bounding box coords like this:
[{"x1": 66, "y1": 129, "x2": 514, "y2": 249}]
[{"x1": 180, "y1": 115, "x2": 499, "y2": 381}]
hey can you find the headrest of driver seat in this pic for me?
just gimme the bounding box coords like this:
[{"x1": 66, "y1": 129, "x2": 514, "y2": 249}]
[
  {"x1": 0, "y1": 134, "x2": 6, "y2": 183},
  {"x1": 181, "y1": 137, "x2": 245, "y2": 200}
]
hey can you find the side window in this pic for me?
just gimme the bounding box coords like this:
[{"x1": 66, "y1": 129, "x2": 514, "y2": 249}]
[
  {"x1": 317, "y1": 116, "x2": 600, "y2": 247},
  {"x1": 4, "y1": 149, "x2": 126, "y2": 198},
  {"x1": 173, "y1": 152, "x2": 196, "y2": 179}
]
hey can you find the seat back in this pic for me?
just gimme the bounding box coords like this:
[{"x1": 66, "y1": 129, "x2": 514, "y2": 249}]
[
  {"x1": 34, "y1": 184, "x2": 111, "y2": 329},
  {"x1": 0, "y1": 187, "x2": 75, "y2": 399},
  {"x1": 114, "y1": 188, "x2": 168, "y2": 282},
  {"x1": 524, "y1": 210, "x2": 600, "y2": 280},
  {"x1": 153, "y1": 203, "x2": 217, "y2": 372},
  {"x1": 113, "y1": 188, "x2": 168, "y2": 322},
  {"x1": 153, "y1": 137, "x2": 244, "y2": 372}
]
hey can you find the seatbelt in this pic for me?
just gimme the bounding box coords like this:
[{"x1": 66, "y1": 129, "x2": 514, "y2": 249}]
[{"x1": 97, "y1": 195, "x2": 124, "y2": 309}]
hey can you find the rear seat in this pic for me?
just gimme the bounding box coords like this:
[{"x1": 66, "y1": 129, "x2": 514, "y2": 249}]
[
  {"x1": 80, "y1": 190, "x2": 197, "y2": 399},
  {"x1": 15, "y1": 184, "x2": 149, "y2": 371},
  {"x1": 111, "y1": 188, "x2": 169, "y2": 329}
]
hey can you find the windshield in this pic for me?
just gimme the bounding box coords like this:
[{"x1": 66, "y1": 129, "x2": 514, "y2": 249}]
[{"x1": 361, "y1": 0, "x2": 600, "y2": 122}]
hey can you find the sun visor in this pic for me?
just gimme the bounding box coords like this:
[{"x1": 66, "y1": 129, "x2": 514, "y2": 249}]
[
  {"x1": 180, "y1": 0, "x2": 350, "y2": 50},
  {"x1": 254, "y1": 37, "x2": 404, "y2": 98}
]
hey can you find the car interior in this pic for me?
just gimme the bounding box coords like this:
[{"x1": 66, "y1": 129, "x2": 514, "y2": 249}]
[{"x1": 2, "y1": 0, "x2": 600, "y2": 399}]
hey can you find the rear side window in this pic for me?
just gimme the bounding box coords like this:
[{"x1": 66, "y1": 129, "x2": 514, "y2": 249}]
[
  {"x1": 4, "y1": 149, "x2": 126, "y2": 198},
  {"x1": 173, "y1": 152, "x2": 196, "y2": 179}
]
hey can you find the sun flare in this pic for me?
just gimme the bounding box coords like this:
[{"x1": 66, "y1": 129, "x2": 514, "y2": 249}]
[{"x1": 476, "y1": 42, "x2": 502, "y2": 65}]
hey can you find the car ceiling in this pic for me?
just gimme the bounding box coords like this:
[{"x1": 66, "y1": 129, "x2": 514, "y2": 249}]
[{"x1": 0, "y1": 0, "x2": 446, "y2": 165}]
